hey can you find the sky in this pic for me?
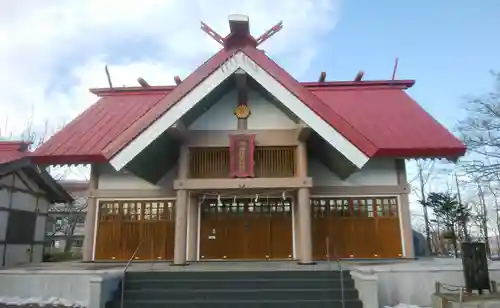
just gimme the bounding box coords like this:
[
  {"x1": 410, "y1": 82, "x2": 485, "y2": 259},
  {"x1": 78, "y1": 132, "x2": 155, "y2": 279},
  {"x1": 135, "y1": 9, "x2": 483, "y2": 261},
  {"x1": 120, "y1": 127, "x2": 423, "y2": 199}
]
[{"x1": 1, "y1": 0, "x2": 499, "y2": 224}]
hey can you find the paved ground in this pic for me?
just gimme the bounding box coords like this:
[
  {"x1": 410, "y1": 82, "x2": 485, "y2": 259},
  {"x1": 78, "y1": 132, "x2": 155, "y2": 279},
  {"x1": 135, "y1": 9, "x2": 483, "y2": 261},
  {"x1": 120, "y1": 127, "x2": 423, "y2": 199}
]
[
  {"x1": 1, "y1": 260, "x2": 343, "y2": 272},
  {"x1": 0, "y1": 305, "x2": 83, "y2": 308},
  {"x1": 5, "y1": 257, "x2": 497, "y2": 273}
]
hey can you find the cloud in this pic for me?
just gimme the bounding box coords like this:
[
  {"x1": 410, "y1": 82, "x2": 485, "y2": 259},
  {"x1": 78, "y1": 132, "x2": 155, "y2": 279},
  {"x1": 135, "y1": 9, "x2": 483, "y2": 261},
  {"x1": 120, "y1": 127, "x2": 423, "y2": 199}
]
[{"x1": 1, "y1": 0, "x2": 341, "y2": 138}]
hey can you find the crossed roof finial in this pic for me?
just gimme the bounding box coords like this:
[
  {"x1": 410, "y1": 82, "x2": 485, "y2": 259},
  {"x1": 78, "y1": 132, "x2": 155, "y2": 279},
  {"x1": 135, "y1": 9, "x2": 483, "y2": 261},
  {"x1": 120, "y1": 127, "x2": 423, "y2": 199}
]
[{"x1": 201, "y1": 15, "x2": 283, "y2": 49}]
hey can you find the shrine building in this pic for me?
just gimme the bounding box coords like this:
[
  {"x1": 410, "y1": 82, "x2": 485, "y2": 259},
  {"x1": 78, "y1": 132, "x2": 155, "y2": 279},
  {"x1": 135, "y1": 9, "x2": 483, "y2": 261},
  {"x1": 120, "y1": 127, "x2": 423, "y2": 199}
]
[{"x1": 31, "y1": 15, "x2": 466, "y2": 265}]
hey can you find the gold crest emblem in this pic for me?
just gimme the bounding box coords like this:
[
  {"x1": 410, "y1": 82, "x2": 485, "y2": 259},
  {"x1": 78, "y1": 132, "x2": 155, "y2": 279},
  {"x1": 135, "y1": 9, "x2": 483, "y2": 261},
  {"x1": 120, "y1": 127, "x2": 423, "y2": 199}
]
[{"x1": 234, "y1": 104, "x2": 251, "y2": 119}]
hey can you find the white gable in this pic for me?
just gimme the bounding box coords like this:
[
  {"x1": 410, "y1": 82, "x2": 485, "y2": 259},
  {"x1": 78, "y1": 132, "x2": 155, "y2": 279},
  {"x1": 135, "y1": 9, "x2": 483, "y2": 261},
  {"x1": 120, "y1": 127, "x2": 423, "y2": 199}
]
[
  {"x1": 109, "y1": 51, "x2": 370, "y2": 171},
  {"x1": 188, "y1": 88, "x2": 296, "y2": 131}
]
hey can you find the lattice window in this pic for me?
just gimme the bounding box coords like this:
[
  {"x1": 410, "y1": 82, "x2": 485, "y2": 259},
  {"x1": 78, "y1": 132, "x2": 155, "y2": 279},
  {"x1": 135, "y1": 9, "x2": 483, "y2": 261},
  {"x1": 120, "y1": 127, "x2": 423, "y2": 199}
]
[
  {"x1": 200, "y1": 198, "x2": 292, "y2": 217},
  {"x1": 310, "y1": 197, "x2": 399, "y2": 218},
  {"x1": 98, "y1": 200, "x2": 175, "y2": 222}
]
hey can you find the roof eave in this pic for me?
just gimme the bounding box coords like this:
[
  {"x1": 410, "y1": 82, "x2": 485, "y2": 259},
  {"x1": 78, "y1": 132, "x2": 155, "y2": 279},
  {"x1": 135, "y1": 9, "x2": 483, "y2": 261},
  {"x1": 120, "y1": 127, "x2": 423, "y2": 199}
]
[
  {"x1": 374, "y1": 147, "x2": 467, "y2": 160},
  {"x1": 30, "y1": 167, "x2": 74, "y2": 203},
  {"x1": 0, "y1": 156, "x2": 32, "y2": 175},
  {"x1": 30, "y1": 154, "x2": 107, "y2": 166},
  {"x1": 89, "y1": 86, "x2": 176, "y2": 97},
  {"x1": 0, "y1": 157, "x2": 73, "y2": 203},
  {"x1": 302, "y1": 80, "x2": 416, "y2": 89}
]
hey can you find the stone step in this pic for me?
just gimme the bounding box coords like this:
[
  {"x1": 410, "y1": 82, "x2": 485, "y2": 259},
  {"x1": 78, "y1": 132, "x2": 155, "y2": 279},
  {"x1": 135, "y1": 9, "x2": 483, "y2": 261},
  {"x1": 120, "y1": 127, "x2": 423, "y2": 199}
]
[
  {"x1": 125, "y1": 270, "x2": 351, "y2": 281},
  {"x1": 124, "y1": 277, "x2": 355, "y2": 290},
  {"x1": 124, "y1": 288, "x2": 359, "y2": 301},
  {"x1": 114, "y1": 299, "x2": 363, "y2": 308}
]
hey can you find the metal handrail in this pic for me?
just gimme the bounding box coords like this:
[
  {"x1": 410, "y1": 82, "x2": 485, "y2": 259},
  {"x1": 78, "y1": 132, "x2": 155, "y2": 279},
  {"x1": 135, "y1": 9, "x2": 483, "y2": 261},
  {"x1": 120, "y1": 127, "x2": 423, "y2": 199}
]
[
  {"x1": 326, "y1": 238, "x2": 345, "y2": 308},
  {"x1": 120, "y1": 240, "x2": 145, "y2": 308}
]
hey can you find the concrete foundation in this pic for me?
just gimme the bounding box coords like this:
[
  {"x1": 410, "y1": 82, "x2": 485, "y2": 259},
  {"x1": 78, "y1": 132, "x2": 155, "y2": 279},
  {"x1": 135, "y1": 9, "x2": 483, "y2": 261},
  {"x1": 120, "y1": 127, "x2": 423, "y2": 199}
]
[
  {"x1": 0, "y1": 264, "x2": 123, "y2": 308},
  {"x1": 351, "y1": 258, "x2": 500, "y2": 307},
  {"x1": 3, "y1": 259, "x2": 500, "y2": 307}
]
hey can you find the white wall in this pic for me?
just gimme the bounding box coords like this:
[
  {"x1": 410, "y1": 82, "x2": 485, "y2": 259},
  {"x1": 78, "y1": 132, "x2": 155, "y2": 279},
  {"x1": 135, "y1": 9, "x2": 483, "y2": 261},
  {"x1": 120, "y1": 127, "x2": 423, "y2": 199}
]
[
  {"x1": 4, "y1": 245, "x2": 32, "y2": 265},
  {"x1": 97, "y1": 163, "x2": 177, "y2": 190},
  {"x1": 309, "y1": 157, "x2": 398, "y2": 186},
  {"x1": 0, "y1": 174, "x2": 13, "y2": 206},
  {"x1": 189, "y1": 88, "x2": 296, "y2": 131},
  {"x1": 0, "y1": 211, "x2": 7, "y2": 241}
]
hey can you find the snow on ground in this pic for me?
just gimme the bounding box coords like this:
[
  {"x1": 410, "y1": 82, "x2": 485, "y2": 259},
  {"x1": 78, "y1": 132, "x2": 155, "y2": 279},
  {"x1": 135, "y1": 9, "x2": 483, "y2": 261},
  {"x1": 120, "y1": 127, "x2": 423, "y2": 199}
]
[
  {"x1": 0, "y1": 297, "x2": 86, "y2": 307},
  {"x1": 385, "y1": 305, "x2": 429, "y2": 308}
]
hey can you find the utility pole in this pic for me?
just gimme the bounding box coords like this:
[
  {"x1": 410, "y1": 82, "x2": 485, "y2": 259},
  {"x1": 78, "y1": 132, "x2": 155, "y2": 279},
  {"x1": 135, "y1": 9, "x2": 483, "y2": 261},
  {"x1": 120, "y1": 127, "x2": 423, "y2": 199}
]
[
  {"x1": 419, "y1": 163, "x2": 433, "y2": 255},
  {"x1": 455, "y1": 172, "x2": 469, "y2": 241}
]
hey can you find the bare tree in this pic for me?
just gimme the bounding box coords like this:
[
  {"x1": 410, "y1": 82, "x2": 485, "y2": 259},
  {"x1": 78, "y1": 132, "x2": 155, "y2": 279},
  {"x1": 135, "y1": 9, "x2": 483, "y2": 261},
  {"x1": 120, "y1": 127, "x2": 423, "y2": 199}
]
[
  {"x1": 410, "y1": 159, "x2": 436, "y2": 254},
  {"x1": 457, "y1": 71, "x2": 500, "y2": 180},
  {"x1": 486, "y1": 181, "x2": 500, "y2": 252},
  {"x1": 49, "y1": 196, "x2": 88, "y2": 253}
]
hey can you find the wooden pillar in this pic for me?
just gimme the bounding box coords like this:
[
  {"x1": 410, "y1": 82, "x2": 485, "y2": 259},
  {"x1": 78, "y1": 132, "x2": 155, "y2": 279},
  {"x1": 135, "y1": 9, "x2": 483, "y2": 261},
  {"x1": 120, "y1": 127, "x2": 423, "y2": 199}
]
[
  {"x1": 396, "y1": 159, "x2": 415, "y2": 258},
  {"x1": 173, "y1": 146, "x2": 189, "y2": 265},
  {"x1": 296, "y1": 142, "x2": 314, "y2": 264},
  {"x1": 82, "y1": 164, "x2": 99, "y2": 262},
  {"x1": 293, "y1": 199, "x2": 301, "y2": 260},
  {"x1": 187, "y1": 196, "x2": 199, "y2": 261}
]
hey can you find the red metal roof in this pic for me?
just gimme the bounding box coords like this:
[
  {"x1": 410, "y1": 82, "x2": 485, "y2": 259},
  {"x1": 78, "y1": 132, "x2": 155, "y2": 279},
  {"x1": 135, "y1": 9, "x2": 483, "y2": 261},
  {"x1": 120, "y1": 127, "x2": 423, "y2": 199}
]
[
  {"x1": 101, "y1": 49, "x2": 234, "y2": 159},
  {"x1": 31, "y1": 49, "x2": 465, "y2": 165},
  {"x1": 0, "y1": 141, "x2": 30, "y2": 165},
  {"x1": 101, "y1": 46, "x2": 381, "y2": 160},
  {"x1": 311, "y1": 86, "x2": 465, "y2": 158},
  {"x1": 243, "y1": 47, "x2": 378, "y2": 157},
  {"x1": 33, "y1": 92, "x2": 170, "y2": 165}
]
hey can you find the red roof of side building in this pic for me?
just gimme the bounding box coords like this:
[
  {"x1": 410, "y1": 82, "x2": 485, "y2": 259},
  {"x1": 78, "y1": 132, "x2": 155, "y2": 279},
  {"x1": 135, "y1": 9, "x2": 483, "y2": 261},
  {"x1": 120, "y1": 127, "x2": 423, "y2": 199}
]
[
  {"x1": 32, "y1": 79, "x2": 465, "y2": 165},
  {"x1": 0, "y1": 141, "x2": 72, "y2": 202},
  {"x1": 0, "y1": 141, "x2": 30, "y2": 165}
]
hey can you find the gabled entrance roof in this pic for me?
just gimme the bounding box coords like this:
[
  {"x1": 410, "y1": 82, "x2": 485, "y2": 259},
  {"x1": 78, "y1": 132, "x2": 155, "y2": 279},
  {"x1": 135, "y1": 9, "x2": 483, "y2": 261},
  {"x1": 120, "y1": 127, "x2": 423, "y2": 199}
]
[
  {"x1": 106, "y1": 48, "x2": 374, "y2": 171},
  {"x1": 31, "y1": 16, "x2": 466, "y2": 167}
]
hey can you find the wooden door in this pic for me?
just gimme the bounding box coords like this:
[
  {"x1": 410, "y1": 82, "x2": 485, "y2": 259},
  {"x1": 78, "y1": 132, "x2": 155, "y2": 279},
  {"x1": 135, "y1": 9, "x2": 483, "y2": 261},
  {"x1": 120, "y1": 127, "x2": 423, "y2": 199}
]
[
  {"x1": 94, "y1": 202, "x2": 122, "y2": 260},
  {"x1": 94, "y1": 200, "x2": 175, "y2": 261},
  {"x1": 269, "y1": 199, "x2": 293, "y2": 259},
  {"x1": 311, "y1": 197, "x2": 403, "y2": 260},
  {"x1": 244, "y1": 201, "x2": 271, "y2": 259},
  {"x1": 200, "y1": 200, "x2": 228, "y2": 259},
  {"x1": 312, "y1": 199, "x2": 329, "y2": 260},
  {"x1": 199, "y1": 197, "x2": 292, "y2": 260},
  {"x1": 374, "y1": 197, "x2": 402, "y2": 258}
]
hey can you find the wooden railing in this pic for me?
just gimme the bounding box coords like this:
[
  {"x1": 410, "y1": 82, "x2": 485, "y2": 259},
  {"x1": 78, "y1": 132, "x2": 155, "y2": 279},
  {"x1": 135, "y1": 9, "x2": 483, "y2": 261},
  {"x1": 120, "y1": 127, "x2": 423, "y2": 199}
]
[
  {"x1": 120, "y1": 239, "x2": 144, "y2": 308},
  {"x1": 189, "y1": 146, "x2": 296, "y2": 178}
]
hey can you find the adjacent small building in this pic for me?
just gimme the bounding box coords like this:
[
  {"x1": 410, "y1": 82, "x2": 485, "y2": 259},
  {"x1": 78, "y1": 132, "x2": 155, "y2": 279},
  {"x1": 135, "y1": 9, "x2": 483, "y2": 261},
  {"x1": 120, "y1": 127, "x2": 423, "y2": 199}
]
[
  {"x1": 45, "y1": 180, "x2": 88, "y2": 253},
  {"x1": 0, "y1": 141, "x2": 72, "y2": 267}
]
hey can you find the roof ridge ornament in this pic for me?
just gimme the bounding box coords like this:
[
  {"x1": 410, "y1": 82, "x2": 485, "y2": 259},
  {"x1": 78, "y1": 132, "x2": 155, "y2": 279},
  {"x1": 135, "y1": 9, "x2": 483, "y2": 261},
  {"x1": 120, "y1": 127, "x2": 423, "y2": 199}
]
[{"x1": 200, "y1": 15, "x2": 283, "y2": 49}]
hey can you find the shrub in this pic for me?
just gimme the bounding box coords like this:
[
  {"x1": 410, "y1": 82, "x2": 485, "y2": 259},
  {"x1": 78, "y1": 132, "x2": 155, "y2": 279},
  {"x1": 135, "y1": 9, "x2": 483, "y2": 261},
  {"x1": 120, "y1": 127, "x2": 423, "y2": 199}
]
[{"x1": 43, "y1": 251, "x2": 81, "y2": 262}]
